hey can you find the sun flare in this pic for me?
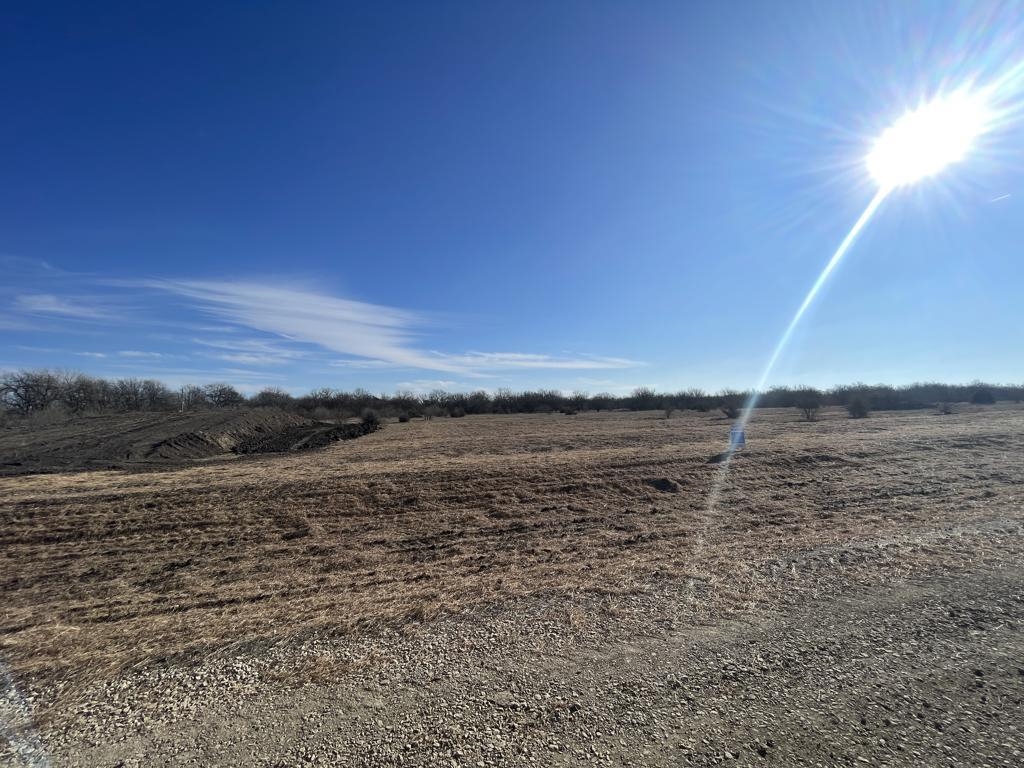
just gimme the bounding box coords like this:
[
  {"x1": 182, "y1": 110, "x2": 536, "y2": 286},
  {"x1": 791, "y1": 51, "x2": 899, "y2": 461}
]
[{"x1": 867, "y1": 88, "x2": 992, "y2": 189}]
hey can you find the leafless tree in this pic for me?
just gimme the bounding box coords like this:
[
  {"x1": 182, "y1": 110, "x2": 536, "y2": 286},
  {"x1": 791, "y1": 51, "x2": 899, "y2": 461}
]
[
  {"x1": 112, "y1": 378, "x2": 146, "y2": 411},
  {"x1": 0, "y1": 370, "x2": 64, "y2": 413},
  {"x1": 179, "y1": 384, "x2": 206, "y2": 411},
  {"x1": 140, "y1": 379, "x2": 175, "y2": 410},
  {"x1": 794, "y1": 388, "x2": 822, "y2": 422},
  {"x1": 250, "y1": 387, "x2": 294, "y2": 409},
  {"x1": 203, "y1": 383, "x2": 245, "y2": 408}
]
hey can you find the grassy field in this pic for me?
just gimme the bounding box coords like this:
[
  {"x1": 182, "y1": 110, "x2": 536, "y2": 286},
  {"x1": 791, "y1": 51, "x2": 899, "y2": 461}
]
[{"x1": 2, "y1": 405, "x2": 1022, "y2": 690}]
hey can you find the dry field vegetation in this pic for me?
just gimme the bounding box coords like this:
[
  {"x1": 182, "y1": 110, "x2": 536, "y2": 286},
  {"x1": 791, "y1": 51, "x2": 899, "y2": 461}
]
[{"x1": 3, "y1": 404, "x2": 1022, "y2": 698}]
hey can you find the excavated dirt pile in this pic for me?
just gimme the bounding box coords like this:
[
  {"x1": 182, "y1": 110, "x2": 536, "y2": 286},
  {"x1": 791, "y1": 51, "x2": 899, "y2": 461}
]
[
  {"x1": 233, "y1": 419, "x2": 379, "y2": 454},
  {"x1": 0, "y1": 408, "x2": 378, "y2": 474}
]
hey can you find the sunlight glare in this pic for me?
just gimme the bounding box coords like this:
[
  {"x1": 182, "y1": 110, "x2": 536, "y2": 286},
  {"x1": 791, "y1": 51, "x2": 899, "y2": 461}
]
[{"x1": 867, "y1": 88, "x2": 992, "y2": 188}]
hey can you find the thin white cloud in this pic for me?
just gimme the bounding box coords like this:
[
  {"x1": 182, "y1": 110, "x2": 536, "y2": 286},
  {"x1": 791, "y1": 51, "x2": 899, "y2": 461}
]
[
  {"x1": 131, "y1": 279, "x2": 645, "y2": 376},
  {"x1": 210, "y1": 352, "x2": 289, "y2": 365},
  {"x1": 193, "y1": 336, "x2": 313, "y2": 366},
  {"x1": 330, "y1": 358, "x2": 403, "y2": 369},
  {"x1": 0, "y1": 315, "x2": 36, "y2": 331},
  {"x1": 75, "y1": 351, "x2": 108, "y2": 358},
  {"x1": 13, "y1": 294, "x2": 114, "y2": 320},
  {"x1": 442, "y1": 352, "x2": 641, "y2": 370},
  {"x1": 194, "y1": 325, "x2": 241, "y2": 333},
  {"x1": 118, "y1": 350, "x2": 164, "y2": 359},
  {"x1": 106, "y1": 363, "x2": 285, "y2": 383},
  {"x1": 138, "y1": 279, "x2": 441, "y2": 367}
]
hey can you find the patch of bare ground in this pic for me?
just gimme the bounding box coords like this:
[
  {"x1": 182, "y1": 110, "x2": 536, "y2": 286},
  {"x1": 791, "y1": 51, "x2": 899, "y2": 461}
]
[
  {"x1": 0, "y1": 408, "x2": 372, "y2": 474},
  {"x1": 2, "y1": 406, "x2": 1023, "y2": 765}
]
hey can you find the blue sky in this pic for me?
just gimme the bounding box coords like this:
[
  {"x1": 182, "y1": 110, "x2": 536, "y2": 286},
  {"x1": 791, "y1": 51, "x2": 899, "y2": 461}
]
[{"x1": 2, "y1": 1, "x2": 1022, "y2": 395}]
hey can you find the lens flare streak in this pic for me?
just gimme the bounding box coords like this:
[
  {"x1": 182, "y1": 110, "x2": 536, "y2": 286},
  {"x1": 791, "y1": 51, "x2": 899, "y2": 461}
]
[
  {"x1": 741, "y1": 186, "x2": 890, "y2": 426},
  {"x1": 701, "y1": 187, "x2": 891, "y2": 529},
  {"x1": 702, "y1": 73, "x2": 1008, "y2": 525}
]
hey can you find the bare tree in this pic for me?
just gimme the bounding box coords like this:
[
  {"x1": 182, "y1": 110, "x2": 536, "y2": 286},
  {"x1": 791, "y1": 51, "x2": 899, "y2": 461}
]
[
  {"x1": 250, "y1": 387, "x2": 294, "y2": 409},
  {"x1": 569, "y1": 390, "x2": 589, "y2": 411},
  {"x1": 61, "y1": 374, "x2": 107, "y2": 413},
  {"x1": 203, "y1": 383, "x2": 245, "y2": 408},
  {"x1": 794, "y1": 388, "x2": 822, "y2": 421},
  {"x1": 630, "y1": 387, "x2": 658, "y2": 410},
  {"x1": 847, "y1": 396, "x2": 869, "y2": 419},
  {"x1": 0, "y1": 370, "x2": 64, "y2": 413},
  {"x1": 140, "y1": 379, "x2": 175, "y2": 410},
  {"x1": 466, "y1": 390, "x2": 491, "y2": 414},
  {"x1": 112, "y1": 378, "x2": 146, "y2": 411},
  {"x1": 179, "y1": 385, "x2": 206, "y2": 411}
]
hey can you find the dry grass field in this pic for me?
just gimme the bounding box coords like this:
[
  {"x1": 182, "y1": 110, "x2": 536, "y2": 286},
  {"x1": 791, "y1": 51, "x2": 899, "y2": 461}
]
[
  {"x1": 3, "y1": 406, "x2": 1021, "y2": 682},
  {"x1": 2, "y1": 406, "x2": 1024, "y2": 765}
]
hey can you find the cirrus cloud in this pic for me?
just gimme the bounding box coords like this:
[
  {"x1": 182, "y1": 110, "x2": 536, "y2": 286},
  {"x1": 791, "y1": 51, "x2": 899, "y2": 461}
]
[{"x1": 135, "y1": 279, "x2": 644, "y2": 376}]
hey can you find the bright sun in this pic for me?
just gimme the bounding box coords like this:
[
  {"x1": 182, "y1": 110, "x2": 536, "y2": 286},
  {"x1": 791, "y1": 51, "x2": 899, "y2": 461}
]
[{"x1": 867, "y1": 88, "x2": 992, "y2": 189}]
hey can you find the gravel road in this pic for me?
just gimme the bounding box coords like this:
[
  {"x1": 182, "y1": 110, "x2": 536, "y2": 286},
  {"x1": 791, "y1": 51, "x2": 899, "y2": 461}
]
[{"x1": 8, "y1": 558, "x2": 1021, "y2": 768}]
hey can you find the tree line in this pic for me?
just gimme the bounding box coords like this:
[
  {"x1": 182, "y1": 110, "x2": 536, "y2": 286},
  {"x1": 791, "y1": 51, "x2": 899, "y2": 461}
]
[{"x1": 1, "y1": 369, "x2": 1019, "y2": 420}]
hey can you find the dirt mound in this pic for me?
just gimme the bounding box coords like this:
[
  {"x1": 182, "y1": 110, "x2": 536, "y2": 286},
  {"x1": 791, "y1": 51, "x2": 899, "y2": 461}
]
[
  {"x1": 0, "y1": 409, "x2": 378, "y2": 473},
  {"x1": 234, "y1": 420, "x2": 379, "y2": 454},
  {"x1": 644, "y1": 477, "x2": 681, "y2": 493},
  {"x1": 139, "y1": 410, "x2": 316, "y2": 461}
]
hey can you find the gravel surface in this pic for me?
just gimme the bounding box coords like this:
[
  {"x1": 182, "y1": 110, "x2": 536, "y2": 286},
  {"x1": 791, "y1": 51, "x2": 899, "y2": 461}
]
[{"x1": 5, "y1": 552, "x2": 1022, "y2": 767}]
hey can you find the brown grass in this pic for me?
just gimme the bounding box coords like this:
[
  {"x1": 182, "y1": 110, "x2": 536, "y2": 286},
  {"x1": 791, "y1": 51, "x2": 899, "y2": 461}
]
[{"x1": 2, "y1": 406, "x2": 1023, "y2": 688}]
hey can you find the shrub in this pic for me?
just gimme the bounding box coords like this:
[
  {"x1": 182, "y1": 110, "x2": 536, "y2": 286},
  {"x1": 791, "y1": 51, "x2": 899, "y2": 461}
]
[
  {"x1": 24, "y1": 402, "x2": 71, "y2": 427},
  {"x1": 794, "y1": 388, "x2": 822, "y2": 422},
  {"x1": 398, "y1": 413, "x2": 411, "y2": 423},
  {"x1": 971, "y1": 388, "x2": 996, "y2": 405},
  {"x1": 937, "y1": 402, "x2": 954, "y2": 415},
  {"x1": 360, "y1": 408, "x2": 381, "y2": 430},
  {"x1": 629, "y1": 387, "x2": 658, "y2": 410},
  {"x1": 449, "y1": 406, "x2": 466, "y2": 418},
  {"x1": 847, "y1": 396, "x2": 869, "y2": 419},
  {"x1": 718, "y1": 390, "x2": 743, "y2": 420}
]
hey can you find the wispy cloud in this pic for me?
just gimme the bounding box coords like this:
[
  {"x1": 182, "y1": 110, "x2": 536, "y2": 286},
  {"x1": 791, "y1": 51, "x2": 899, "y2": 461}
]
[
  {"x1": 330, "y1": 358, "x2": 403, "y2": 370},
  {"x1": 193, "y1": 337, "x2": 313, "y2": 366},
  {"x1": 118, "y1": 350, "x2": 164, "y2": 359},
  {"x1": 75, "y1": 351, "x2": 108, "y2": 359},
  {"x1": 17, "y1": 277, "x2": 643, "y2": 379},
  {"x1": 107, "y1": 363, "x2": 285, "y2": 381},
  {"x1": 440, "y1": 352, "x2": 640, "y2": 370},
  {"x1": 135, "y1": 280, "x2": 445, "y2": 368},
  {"x1": 0, "y1": 315, "x2": 35, "y2": 331},
  {"x1": 13, "y1": 294, "x2": 115, "y2": 320},
  {"x1": 137, "y1": 280, "x2": 643, "y2": 375}
]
